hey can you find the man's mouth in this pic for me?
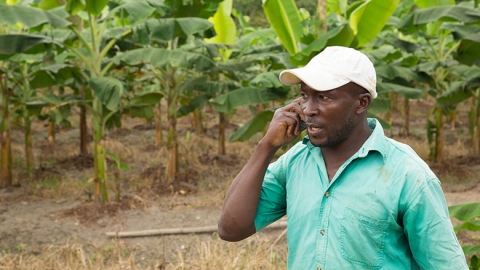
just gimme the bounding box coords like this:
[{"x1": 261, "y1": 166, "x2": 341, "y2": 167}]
[{"x1": 306, "y1": 123, "x2": 323, "y2": 134}]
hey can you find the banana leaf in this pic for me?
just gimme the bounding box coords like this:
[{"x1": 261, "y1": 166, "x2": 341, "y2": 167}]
[
  {"x1": 398, "y1": 6, "x2": 480, "y2": 33},
  {"x1": 210, "y1": 87, "x2": 289, "y2": 113},
  {"x1": 90, "y1": 77, "x2": 124, "y2": 112},
  {"x1": 263, "y1": 0, "x2": 302, "y2": 55},
  {"x1": 448, "y1": 202, "x2": 480, "y2": 222},
  {"x1": 114, "y1": 48, "x2": 215, "y2": 71},
  {"x1": 205, "y1": 0, "x2": 236, "y2": 45},
  {"x1": 377, "y1": 82, "x2": 425, "y2": 100},
  {"x1": 0, "y1": 34, "x2": 62, "y2": 55},
  {"x1": 0, "y1": 3, "x2": 71, "y2": 28},
  {"x1": 229, "y1": 110, "x2": 274, "y2": 142},
  {"x1": 349, "y1": 0, "x2": 400, "y2": 47},
  {"x1": 414, "y1": 0, "x2": 454, "y2": 8}
]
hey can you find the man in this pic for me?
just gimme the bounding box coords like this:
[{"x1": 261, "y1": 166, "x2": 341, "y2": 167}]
[{"x1": 217, "y1": 46, "x2": 468, "y2": 269}]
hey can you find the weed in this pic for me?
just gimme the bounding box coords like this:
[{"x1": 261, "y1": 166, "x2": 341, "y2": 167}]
[{"x1": 16, "y1": 244, "x2": 24, "y2": 252}]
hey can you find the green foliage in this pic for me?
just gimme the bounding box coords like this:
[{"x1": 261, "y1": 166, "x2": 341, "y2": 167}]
[
  {"x1": 107, "y1": 152, "x2": 130, "y2": 171},
  {"x1": 0, "y1": 35, "x2": 62, "y2": 55},
  {"x1": 0, "y1": 3, "x2": 71, "y2": 28},
  {"x1": 114, "y1": 48, "x2": 215, "y2": 71},
  {"x1": 349, "y1": 0, "x2": 400, "y2": 47},
  {"x1": 229, "y1": 110, "x2": 274, "y2": 142},
  {"x1": 414, "y1": 0, "x2": 455, "y2": 8},
  {"x1": 262, "y1": 0, "x2": 302, "y2": 55},
  {"x1": 90, "y1": 77, "x2": 124, "y2": 112},
  {"x1": 205, "y1": 0, "x2": 236, "y2": 45},
  {"x1": 449, "y1": 202, "x2": 480, "y2": 268},
  {"x1": 211, "y1": 87, "x2": 288, "y2": 113}
]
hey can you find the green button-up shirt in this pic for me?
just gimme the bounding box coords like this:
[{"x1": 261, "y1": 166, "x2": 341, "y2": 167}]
[{"x1": 254, "y1": 118, "x2": 468, "y2": 269}]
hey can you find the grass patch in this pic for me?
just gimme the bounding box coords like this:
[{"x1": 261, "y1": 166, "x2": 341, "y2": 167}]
[{"x1": 0, "y1": 234, "x2": 288, "y2": 270}]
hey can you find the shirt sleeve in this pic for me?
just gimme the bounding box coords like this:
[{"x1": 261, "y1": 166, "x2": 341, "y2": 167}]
[
  {"x1": 253, "y1": 157, "x2": 287, "y2": 231},
  {"x1": 403, "y1": 178, "x2": 469, "y2": 269}
]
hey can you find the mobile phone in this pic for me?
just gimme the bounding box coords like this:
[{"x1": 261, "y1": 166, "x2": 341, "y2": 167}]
[{"x1": 300, "y1": 120, "x2": 306, "y2": 131}]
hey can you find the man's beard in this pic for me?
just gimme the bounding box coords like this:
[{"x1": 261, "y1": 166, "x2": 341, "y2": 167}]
[{"x1": 311, "y1": 111, "x2": 355, "y2": 148}]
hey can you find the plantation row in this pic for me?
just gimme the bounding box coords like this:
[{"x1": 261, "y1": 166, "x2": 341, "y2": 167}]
[{"x1": 0, "y1": 0, "x2": 480, "y2": 199}]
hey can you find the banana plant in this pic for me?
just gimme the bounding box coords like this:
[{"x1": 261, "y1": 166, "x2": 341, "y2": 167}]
[
  {"x1": 110, "y1": 0, "x2": 223, "y2": 183},
  {"x1": 29, "y1": 63, "x2": 83, "y2": 153},
  {"x1": 365, "y1": 35, "x2": 428, "y2": 134},
  {"x1": 445, "y1": 64, "x2": 480, "y2": 154},
  {"x1": 0, "y1": 2, "x2": 70, "y2": 187},
  {"x1": 262, "y1": 0, "x2": 400, "y2": 66},
  {"x1": 4, "y1": 57, "x2": 82, "y2": 179},
  {"x1": 114, "y1": 48, "x2": 216, "y2": 184},
  {"x1": 204, "y1": 0, "x2": 236, "y2": 154},
  {"x1": 32, "y1": 0, "x2": 175, "y2": 202},
  {"x1": 9, "y1": 55, "x2": 46, "y2": 175},
  {"x1": 366, "y1": 0, "x2": 420, "y2": 133},
  {"x1": 396, "y1": 3, "x2": 480, "y2": 162},
  {"x1": 177, "y1": 23, "x2": 292, "y2": 144}
]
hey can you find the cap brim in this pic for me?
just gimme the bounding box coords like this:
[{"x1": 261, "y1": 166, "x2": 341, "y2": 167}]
[{"x1": 279, "y1": 67, "x2": 349, "y2": 91}]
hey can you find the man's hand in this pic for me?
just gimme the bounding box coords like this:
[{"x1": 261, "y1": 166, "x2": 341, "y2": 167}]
[
  {"x1": 261, "y1": 98, "x2": 305, "y2": 148},
  {"x1": 218, "y1": 99, "x2": 304, "y2": 242}
]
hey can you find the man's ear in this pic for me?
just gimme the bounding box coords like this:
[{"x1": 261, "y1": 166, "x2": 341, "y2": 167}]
[{"x1": 357, "y1": 93, "x2": 371, "y2": 114}]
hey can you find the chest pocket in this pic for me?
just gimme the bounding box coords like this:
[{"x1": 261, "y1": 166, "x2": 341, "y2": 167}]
[{"x1": 340, "y1": 207, "x2": 388, "y2": 269}]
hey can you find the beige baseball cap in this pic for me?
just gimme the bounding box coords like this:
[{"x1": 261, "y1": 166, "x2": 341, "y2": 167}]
[{"x1": 279, "y1": 46, "x2": 377, "y2": 98}]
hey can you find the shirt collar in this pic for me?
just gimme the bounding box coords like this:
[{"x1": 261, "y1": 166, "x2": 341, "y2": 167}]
[{"x1": 302, "y1": 118, "x2": 387, "y2": 162}]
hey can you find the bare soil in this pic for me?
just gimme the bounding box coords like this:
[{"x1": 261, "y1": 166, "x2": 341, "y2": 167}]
[{"x1": 0, "y1": 99, "x2": 479, "y2": 269}]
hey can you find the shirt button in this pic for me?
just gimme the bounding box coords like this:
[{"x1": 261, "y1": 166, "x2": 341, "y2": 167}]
[
  {"x1": 325, "y1": 191, "x2": 330, "y2": 197},
  {"x1": 320, "y1": 230, "x2": 325, "y2": 235},
  {"x1": 317, "y1": 267, "x2": 322, "y2": 270}
]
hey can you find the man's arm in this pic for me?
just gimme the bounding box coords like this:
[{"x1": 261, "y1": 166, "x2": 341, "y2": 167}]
[
  {"x1": 217, "y1": 99, "x2": 304, "y2": 242},
  {"x1": 404, "y1": 178, "x2": 469, "y2": 269}
]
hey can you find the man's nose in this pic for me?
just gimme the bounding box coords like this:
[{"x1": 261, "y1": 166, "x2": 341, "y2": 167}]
[{"x1": 302, "y1": 99, "x2": 318, "y2": 117}]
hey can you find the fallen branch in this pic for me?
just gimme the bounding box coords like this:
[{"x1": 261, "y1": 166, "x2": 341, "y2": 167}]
[{"x1": 106, "y1": 220, "x2": 287, "y2": 238}]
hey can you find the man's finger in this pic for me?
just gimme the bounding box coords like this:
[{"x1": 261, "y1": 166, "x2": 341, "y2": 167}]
[
  {"x1": 284, "y1": 99, "x2": 305, "y2": 121},
  {"x1": 281, "y1": 111, "x2": 301, "y2": 136}
]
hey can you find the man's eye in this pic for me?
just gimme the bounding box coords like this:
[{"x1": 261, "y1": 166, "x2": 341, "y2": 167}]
[
  {"x1": 301, "y1": 93, "x2": 307, "y2": 99},
  {"x1": 319, "y1": 94, "x2": 326, "y2": 100}
]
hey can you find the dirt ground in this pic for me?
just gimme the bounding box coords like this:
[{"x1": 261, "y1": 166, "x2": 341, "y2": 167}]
[{"x1": 1, "y1": 99, "x2": 480, "y2": 269}]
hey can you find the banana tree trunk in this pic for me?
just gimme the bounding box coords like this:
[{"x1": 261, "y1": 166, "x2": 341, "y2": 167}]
[
  {"x1": 193, "y1": 109, "x2": 204, "y2": 135},
  {"x1": 80, "y1": 104, "x2": 88, "y2": 155},
  {"x1": 92, "y1": 99, "x2": 109, "y2": 203},
  {"x1": 0, "y1": 81, "x2": 12, "y2": 188},
  {"x1": 391, "y1": 92, "x2": 398, "y2": 112},
  {"x1": 165, "y1": 115, "x2": 178, "y2": 184},
  {"x1": 24, "y1": 115, "x2": 34, "y2": 176},
  {"x1": 155, "y1": 105, "x2": 162, "y2": 144},
  {"x1": 449, "y1": 110, "x2": 456, "y2": 131},
  {"x1": 218, "y1": 112, "x2": 226, "y2": 155},
  {"x1": 475, "y1": 114, "x2": 480, "y2": 155},
  {"x1": 114, "y1": 168, "x2": 121, "y2": 202},
  {"x1": 403, "y1": 97, "x2": 410, "y2": 135},
  {"x1": 434, "y1": 109, "x2": 445, "y2": 163},
  {"x1": 473, "y1": 90, "x2": 480, "y2": 154}
]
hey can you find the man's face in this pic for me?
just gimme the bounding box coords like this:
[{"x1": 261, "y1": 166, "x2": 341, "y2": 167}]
[{"x1": 300, "y1": 83, "x2": 358, "y2": 148}]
